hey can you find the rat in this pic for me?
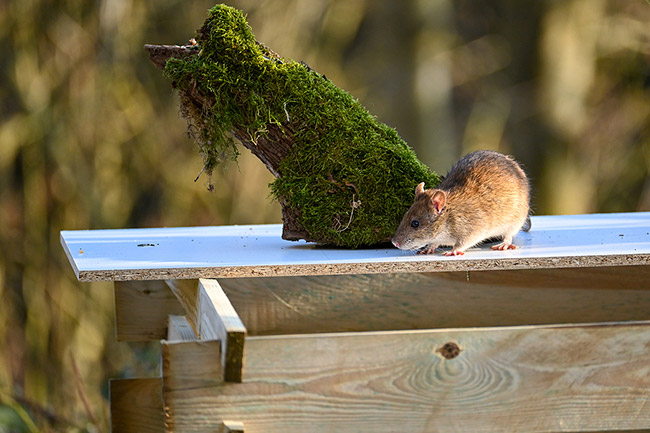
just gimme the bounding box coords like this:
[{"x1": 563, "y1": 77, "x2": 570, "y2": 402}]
[{"x1": 391, "y1": 150, "x2": 531, "y2": 256}]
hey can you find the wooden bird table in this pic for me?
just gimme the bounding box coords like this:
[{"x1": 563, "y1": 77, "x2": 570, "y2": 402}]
[{"x1": 60, "y1": 212, "x2": 650, "y2": 433}]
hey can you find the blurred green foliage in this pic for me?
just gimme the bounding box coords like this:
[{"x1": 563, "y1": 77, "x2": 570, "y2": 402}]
[{"x1": 0, "y1": 0, "x2": 648, "y2": 431}]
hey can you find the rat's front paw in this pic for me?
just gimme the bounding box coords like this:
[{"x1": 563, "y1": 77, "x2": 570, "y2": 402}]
[
  {"x1": 442, "y1": 249, "x2": 464, "y2": 256},
  {"x1": 417, "y1": 245, "x2": 437, "y2": 255},
  {"x1": 491, "y1": 242, "x2": 517, "y2": 251}
]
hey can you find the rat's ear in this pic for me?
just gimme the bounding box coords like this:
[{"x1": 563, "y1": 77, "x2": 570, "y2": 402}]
[
  {"x1": 415, "y1": 182, "x2": 425, "y2": 196},
  {"x1": 431, "y1": 190, "x2": 446, "y2": 214}
]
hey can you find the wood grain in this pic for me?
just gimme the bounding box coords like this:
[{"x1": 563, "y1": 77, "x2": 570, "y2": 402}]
[
  {"x1": 217, "y1": 266, "x2": 650, "y2": 336},
  {"x1": 163, "y1": 321, "x2": 650, "y2": 433},
  {"x1": 165, "y1": 279, "x2": 247, "y2": 382},
  {"x1": 165, "y1": 279, "x2": 200, "y2": 332},
  {"x1": 109, "y1": 378, "x2": 163, "y2": 433},
  {"x1": 434, "y1": 265, "x2": 650, "y2": 290},
  {"x1": 168, "y1": 315, "x2": 197, "y2": 341},
  {"x1": 162, "y1": 340, "x2": 223, "y2": 392},
  {"x1": 198, "y1": 279, "x2": 247, "y2": 383},
  {"x1": 162, "y1": 340, "x2": 223, "y2": 432},
  {"x1": 114, "y1": 281, "x2": 185, "y2": 341}
]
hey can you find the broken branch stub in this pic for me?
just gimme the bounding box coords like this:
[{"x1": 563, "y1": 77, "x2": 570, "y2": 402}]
[{"x1": 145, "y1": 4, "x2": 439, "y2": 247}]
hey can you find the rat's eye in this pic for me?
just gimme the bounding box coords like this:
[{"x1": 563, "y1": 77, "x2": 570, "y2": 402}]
[{"x1": 411, "y1": 220, "x2": 420, "y2": 228}]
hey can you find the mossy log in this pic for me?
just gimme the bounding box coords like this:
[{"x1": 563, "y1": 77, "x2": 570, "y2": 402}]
[{"x1": 145, "y1": 4, "x2": 439, "y2": 247}]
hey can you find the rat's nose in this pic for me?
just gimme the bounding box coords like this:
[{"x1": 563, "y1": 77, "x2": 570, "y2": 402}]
[{"x1": 391, "y1": 239, "x2": 399, "y2": 248}]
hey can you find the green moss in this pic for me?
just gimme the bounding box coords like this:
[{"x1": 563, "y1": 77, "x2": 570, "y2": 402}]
[{"x1": 164, "y1": 4, "x2": 440, "y2": 247}]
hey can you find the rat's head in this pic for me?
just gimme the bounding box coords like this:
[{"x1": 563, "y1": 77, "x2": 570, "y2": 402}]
[{"x1": 392, "y1": 182, "x2": 448, "y2": 251}]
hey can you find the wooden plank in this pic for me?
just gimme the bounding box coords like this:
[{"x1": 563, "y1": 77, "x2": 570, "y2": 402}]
[
  {"x1": 168, "y1": 315, "x2": 197, "y2": 341},
  {"x1": 165, "y1": 279, "x2": 247, "y2": 382},
  {"x1": 114, "y1": 281, "x2": 186, "y2": 341},
  {"x1": 162, "y1": 340, "x2": 223, "y2": 432},
  {"x1": 60, "y1": 213, "x2": 650, "y2": 281},
  {"x1": 161, "y1": 340, "x2": 223, "y2": 393},
  {"x1": 438, "y1": 265, "x2": 650, "y2": 290},
  {"x1": 109, "y1": 378, "x2": 163, "y2": 433},
  {"x1": 218, "y1": 266, "x2": 650, "y2": 335},
  {"x1": 163, "y1": 321, "x2": 650, "y2": 433},
  {"x1": 198, "y1": 279, "x2": 247, "y2": 383}
]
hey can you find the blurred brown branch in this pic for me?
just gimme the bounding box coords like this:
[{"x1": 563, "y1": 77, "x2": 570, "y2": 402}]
[{"x1": 144, "y1": 44, "x2": 199, "y2": 70}]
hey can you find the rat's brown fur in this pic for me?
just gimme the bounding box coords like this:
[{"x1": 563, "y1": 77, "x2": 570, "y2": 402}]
[{"x1": 392, "y1": 150, "x2": 530, "y2": 256}]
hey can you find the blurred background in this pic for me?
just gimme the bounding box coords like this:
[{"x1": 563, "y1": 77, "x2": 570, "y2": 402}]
[{"x1": 1, "y1": 0, "x2": 649, "y2": 431}]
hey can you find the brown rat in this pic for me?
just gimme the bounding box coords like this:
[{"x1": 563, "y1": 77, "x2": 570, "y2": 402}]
[{"x1": 392, "y1": 150, "x2": 531, "y2": 256}]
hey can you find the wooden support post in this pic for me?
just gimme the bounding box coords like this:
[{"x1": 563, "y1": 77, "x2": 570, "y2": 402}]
[
  {"x1": 166, "y1": 279, "x2": 247, "y2": 382},
  {"x1": 109, "y1": 378, "x2": 164, "y2": 433},
  {"x1": 114, "y1": 281, "x2": 186, "y2": 341}
]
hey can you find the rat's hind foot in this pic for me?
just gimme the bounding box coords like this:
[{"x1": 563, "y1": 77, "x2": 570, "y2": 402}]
[
  {"x1": 442, "y1": 249, "x2": 465, "y2": 256},
  {"x1": 491, "y1": 242, "x2": 517, "y2": 251}
]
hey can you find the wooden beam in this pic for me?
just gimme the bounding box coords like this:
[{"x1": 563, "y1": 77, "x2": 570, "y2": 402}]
[
  {"x1": 114, "y1": 281, "x2": 185, "y2": 341},
  {"x1": 218, "y1": 266, "x2": 650, "y2": 336},
  {"x1": 162, "y1": 321, "x2": 650, "y2": 433},
  {"x1": 166, "y1": 279, "x2": 247, "y2": 382},
  {"x1": 109, "y1": 378, "x2": 163, "y2": 433}
]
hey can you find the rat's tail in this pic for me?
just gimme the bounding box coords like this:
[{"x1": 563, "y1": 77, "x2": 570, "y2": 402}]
[{"x1": 521, "y1": 215, "x2": 532, "y2": 232}]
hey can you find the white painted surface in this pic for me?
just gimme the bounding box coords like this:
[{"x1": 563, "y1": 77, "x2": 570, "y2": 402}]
[{"x1": 60, "y1": 212, "x2": 650, "y2": 281}]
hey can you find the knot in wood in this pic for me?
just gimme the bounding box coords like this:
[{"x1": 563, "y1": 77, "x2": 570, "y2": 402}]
[{"x1": 438, "y1": 342, "x2": 461, "y2": 359}]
